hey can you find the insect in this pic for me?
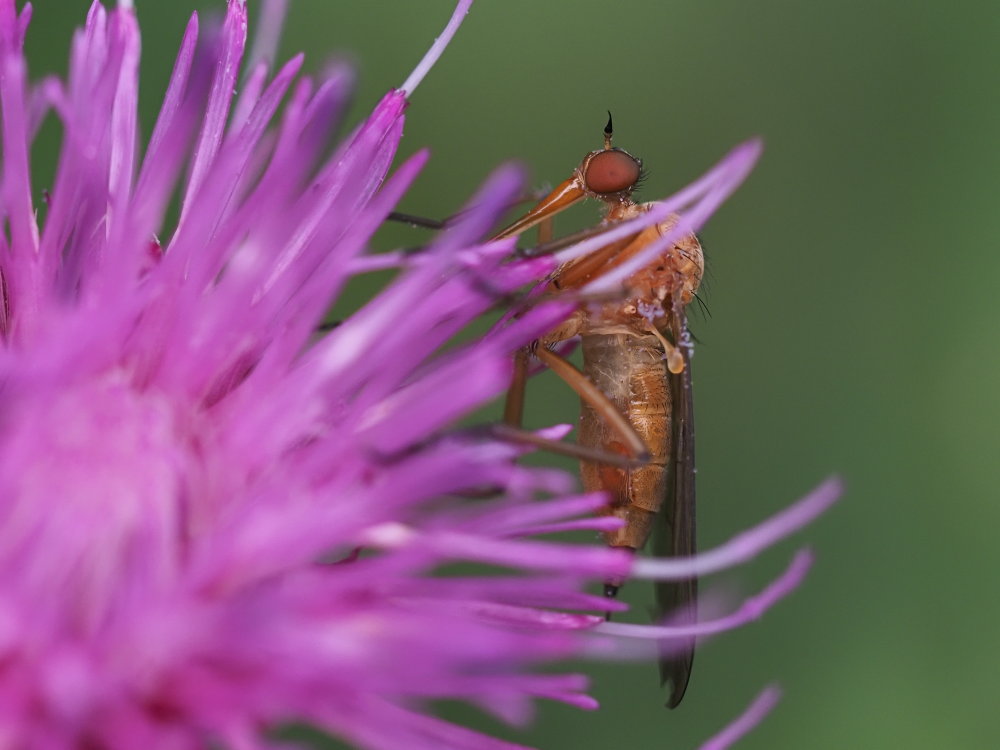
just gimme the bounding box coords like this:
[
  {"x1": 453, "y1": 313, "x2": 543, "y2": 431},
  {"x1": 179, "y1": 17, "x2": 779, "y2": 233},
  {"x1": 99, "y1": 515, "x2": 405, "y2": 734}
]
[{"x1": 494, "y1": 114, "x2": 702, "y2": 708}]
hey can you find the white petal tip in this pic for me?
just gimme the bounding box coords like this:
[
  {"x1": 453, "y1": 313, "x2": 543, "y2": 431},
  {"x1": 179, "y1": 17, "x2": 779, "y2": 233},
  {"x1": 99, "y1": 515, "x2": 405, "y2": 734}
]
[
  {"x1": 399, "y1": 0, "x2": 474, "y2": 97},
  {"x1": 698, "y1": 685, "x2": 783, "y2": 750}
]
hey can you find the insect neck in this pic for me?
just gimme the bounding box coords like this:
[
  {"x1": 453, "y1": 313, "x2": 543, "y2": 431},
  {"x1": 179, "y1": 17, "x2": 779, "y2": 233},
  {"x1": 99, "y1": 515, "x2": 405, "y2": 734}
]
[{"x1": 603, "y1": 198, "x2": 641, "y2": 223}]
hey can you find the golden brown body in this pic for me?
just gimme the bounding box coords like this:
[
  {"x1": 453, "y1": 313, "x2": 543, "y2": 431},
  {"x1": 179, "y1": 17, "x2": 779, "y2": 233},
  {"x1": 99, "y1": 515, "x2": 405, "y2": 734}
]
[
  {"x1": 541, "y1": 209, "x2": 704, "y2": 550},
  {"x1": 538, "y1": 206, "x2": 702, "y2": 559},
  {"x1": 540, "y1": 212, "x2": 702, "y2": 708},
  {"x1": 578, "y1": 332, "x2": 671, "y2": 550},
  {"x1": 495, "y1": 115, "x2": 703, "y2": 707}
]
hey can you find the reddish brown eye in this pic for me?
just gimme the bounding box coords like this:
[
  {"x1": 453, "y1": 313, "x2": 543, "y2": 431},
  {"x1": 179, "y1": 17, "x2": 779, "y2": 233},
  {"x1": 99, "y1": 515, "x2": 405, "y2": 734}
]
[{"x1": 584, "y1": 149, "x2": 641, "y2": 195}]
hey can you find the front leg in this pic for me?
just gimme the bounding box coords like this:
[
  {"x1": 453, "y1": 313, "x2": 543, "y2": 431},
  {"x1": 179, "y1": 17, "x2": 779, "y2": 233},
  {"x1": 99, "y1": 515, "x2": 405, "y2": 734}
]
[{"x1": 502, "y1": 306, "x2": 585, "y2": 428}]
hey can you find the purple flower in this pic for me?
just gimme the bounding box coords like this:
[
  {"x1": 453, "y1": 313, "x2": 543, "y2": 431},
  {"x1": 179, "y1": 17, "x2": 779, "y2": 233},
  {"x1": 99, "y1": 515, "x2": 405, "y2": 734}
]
[{"x1": 0, "y1": 1, "x2": 840, "y2": 749}]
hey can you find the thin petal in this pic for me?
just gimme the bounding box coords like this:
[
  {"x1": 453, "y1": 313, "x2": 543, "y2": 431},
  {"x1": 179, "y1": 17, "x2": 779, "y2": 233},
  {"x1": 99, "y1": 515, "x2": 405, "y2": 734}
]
[
  {"x1": 594, "y1": 548, "x2": 813, "y2": 640},
  {"x1": 630, "y1": 477, "x2": 842, "y2": 581},
  {"x1": 699, "y1": 685, "x2": 783, "y2": 750},
  {"x1": 180, "y1": 0, "x2": 247, "y2": 219},
  {"x1": 399, "y1": 0, "x2": 474, "y2": 97}
]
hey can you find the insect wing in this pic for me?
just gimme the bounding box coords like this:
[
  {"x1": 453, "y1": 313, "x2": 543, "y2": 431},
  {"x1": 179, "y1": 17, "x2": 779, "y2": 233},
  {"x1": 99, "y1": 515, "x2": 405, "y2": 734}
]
[{"x1": 655, "y1": 303, "x2": 697, "y2": 708}]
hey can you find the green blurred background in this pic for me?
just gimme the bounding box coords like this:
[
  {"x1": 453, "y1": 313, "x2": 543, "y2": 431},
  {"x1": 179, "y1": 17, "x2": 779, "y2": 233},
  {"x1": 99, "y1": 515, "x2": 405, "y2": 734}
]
[{"x1": 27, "y1": 1, "x2": 1000, "y2": 748}]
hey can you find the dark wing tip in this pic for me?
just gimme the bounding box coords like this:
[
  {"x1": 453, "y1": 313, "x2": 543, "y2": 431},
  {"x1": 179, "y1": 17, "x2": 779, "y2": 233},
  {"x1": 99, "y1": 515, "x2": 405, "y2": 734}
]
[{"x1": 660, "y1": 648, "x2": 695, "y2": 708}]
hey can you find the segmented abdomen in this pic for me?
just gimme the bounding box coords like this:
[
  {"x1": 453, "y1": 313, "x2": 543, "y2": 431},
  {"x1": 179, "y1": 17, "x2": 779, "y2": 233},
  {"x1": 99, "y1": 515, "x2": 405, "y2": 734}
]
[{"x1": 578, "y1": 332, "x2": 671, "y2": 550}]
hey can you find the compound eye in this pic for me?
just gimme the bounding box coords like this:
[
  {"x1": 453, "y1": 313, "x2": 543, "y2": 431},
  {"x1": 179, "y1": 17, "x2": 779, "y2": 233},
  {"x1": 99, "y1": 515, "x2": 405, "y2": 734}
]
[{"x1": 583, "y1": 149, "x2": 641, "y2": 195}]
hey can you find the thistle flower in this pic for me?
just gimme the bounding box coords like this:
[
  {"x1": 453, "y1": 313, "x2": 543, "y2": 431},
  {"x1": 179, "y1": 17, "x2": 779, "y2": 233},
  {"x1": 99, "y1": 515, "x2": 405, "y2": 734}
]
[{"x1": 0, "y1": 1, "x2": 840, "y2": 749}]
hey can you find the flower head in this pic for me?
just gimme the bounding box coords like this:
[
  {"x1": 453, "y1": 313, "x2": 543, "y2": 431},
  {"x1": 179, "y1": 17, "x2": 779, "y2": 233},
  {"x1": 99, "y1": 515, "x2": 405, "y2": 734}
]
[{"x1": 0, "y1": 1, "x2": 839, "y2": 749}]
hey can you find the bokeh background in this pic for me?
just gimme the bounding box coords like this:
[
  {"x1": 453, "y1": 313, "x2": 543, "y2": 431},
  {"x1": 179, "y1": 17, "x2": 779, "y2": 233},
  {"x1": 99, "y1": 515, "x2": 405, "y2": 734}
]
[{"x1": 27, "y1": 1, "x2": 1000, "y2": 748}]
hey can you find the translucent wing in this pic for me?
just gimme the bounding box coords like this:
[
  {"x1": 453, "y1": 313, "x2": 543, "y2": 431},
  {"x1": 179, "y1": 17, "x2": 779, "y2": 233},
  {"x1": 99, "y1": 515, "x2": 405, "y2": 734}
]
[{"x1": 655, "y1": 300, "x2": 697, "y2": 708}]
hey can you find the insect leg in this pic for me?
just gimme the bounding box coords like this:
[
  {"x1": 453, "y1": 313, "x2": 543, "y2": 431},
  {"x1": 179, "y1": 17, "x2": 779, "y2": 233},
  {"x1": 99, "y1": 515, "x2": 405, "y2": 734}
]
[
  {"x1": 501, "y1": 203, "x2": 557, "y2": 428},
  {"x1": 549, "y1": 231, "x2": 643, "y2": 289},
  {"x1": 482, "y1": 424, "x2": 645, "y2": 468},
  {"x1": 536, "y1": 213, "x2": 555, "y2": 245},
  {"x1": 502, "y1": 348, "x2": 529, "y2": 427},
  {"x1": 533, "y1": 346, "x2": 649, "y2": 462},
  {"x1": 385, "y1": 211, "x2": 448, "y2": 230}
]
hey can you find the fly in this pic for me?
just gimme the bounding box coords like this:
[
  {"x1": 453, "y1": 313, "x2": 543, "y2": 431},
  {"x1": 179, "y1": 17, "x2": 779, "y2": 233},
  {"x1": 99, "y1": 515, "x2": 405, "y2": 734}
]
[{"x1": 495, "y1": 114, "x2": 702, "y2": 708}]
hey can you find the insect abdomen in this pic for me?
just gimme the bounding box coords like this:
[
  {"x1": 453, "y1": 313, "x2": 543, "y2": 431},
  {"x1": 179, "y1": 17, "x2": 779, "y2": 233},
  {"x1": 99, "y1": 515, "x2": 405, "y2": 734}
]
[{"x1": 578, "y1": 333, "x2": 671, "y2": 551}]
